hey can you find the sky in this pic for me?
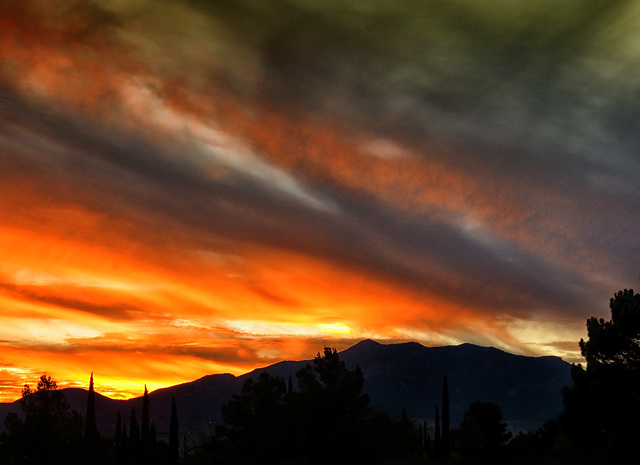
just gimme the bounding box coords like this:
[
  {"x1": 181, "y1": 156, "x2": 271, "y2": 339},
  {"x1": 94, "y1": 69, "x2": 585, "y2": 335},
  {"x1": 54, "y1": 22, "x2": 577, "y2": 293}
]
[{"x1": 1, "y1": 0, "x2": 639, "y2": 402}]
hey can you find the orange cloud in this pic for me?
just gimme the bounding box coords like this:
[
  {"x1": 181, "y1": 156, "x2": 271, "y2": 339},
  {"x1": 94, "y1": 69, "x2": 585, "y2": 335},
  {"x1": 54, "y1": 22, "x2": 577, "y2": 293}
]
[
  {"x1": 0, "y1": 215, "x2": 535, "y2": 402},
  {"x1": 0, "y1": 0, "x2": 597, "y2": 404}
]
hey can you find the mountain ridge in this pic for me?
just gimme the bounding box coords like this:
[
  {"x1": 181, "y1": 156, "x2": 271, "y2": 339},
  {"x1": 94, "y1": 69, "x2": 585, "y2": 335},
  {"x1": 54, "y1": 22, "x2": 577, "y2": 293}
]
[{"x1": 0, "y1": 339, "x2": 572, "y2": 437}]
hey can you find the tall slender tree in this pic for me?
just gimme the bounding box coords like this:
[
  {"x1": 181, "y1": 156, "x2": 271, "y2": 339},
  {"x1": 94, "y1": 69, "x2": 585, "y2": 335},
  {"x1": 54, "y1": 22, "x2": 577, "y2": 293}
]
[
  {"x1": 141, "y1": 385, "x2": 150, "y2": 442},
  {"x1": 287, "y1": 374, "x2": 294, "y2": 397},
  {"x1": 115, "y1": 411, "x2": 122, "y2": 445},
  {"x1": 434, "y1": 405, "x2": 441, "y2": 459},
  {"x1": 150, "y1": 421, "x2": 157, "y2": 460},
  {"x1": 442, "y1": 374, "x2": 451, "y2": 458},
  {"x1": 423, "y1": 419, "x2": 429, "y2": 456},
  {"x1": 121, "y1": 420, "x2": 129, "y2": 459},
  {"x1": 114, "y1": 411, "x2": 125, "y2": 464},
  {"x1": 122, "y1": 420, "x2": 128, "y2": 445},
  {"x1": 84, "y1": 372, "x2": 99, "y2": 451},
  {"x1": 129, "y1": 407, "x2": 140, "y2": 459},
  {"x1": 169, "y1": 397, "x2": 179, "y2": 465}
]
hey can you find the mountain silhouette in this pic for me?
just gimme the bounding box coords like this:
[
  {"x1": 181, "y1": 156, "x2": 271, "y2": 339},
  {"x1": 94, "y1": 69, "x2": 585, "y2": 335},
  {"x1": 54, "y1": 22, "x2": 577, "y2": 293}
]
[{"x1": 0, "y1": 340, "x2": 571, "y2": 438}]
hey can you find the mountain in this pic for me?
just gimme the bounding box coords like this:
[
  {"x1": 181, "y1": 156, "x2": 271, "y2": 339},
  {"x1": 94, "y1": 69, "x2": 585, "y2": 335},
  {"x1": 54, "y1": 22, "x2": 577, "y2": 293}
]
[
  {"x1": 0, "y1": 340, "x2": 572, "y2": 437},
  {"x1": 339, "y1": 340, "x2": 571, "y2": 429}
]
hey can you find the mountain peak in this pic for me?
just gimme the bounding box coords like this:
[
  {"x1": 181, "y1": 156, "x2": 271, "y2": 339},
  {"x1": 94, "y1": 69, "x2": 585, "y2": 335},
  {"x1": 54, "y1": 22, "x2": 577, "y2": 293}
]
[{"x1": 345, "y1": 339, "x2": 381, "y2": 350}]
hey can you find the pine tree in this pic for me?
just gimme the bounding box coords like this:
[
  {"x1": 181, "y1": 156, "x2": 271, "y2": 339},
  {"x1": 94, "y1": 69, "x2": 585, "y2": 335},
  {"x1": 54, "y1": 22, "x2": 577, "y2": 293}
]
[
  {"x1": 7, "y1": 374, "x2": 84, "y2": 463},
  {"x1": 442, "y1": 374, "x2": 451, "y2": 458},
  {"x1": 459, "y1": 401, "x2": 511, "y2": 459},
  {"x1": 169, "y1": 397, "x2": 179, "y2": 465}
]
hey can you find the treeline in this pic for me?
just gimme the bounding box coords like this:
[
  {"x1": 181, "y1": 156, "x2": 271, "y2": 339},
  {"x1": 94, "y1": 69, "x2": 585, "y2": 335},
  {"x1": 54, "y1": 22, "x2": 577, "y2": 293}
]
[
  {"x1": 205, "y1": 347, "x2": 418, "y2": 465},
  {"x1": 0, "y1": 373, "x2": 179, "y2": 465},
  {"x1": 2, "y1": 287, "x2": 639, "y2": 464},
  {"x1": 0, "y1": 348, "x2": 522, "y2": 465}
]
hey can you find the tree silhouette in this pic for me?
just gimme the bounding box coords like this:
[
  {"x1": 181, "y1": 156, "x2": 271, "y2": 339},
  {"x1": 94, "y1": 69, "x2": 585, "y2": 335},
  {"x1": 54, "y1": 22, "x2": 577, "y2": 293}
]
[
  {"x1": 294, "y1": 347, "x2": 372, "y2": 464},
  {"x1": 296, "y1": 347, "x2": 370, "y2": 419},
  {"x1": 84, "y1": 372, "x2": 100, "y2": 455},
  {"x1": 115, "y1": 410, "x2": 122, "y2": 444},
  {"x1": 561, "y1": 288, "x2": 640, "y2": 459},
  {"x1": 581, "y1": 289, "x2": 640, "y2": 367},
  {"x1": 142, "y1": 385, "x2": 150, "y2": 442},
  {"x1": 140, "y1": 384, "x2": 150, "y2": 463},
  {"x1": 422, "y1": 419, "x2": 431, "y2": 457},
  {"x1": 287, "y1": 373, "x2": 294, "y2": 397},
  {"x1": 220, "y1": 371, "x2": 288, "y2": 464},
  {"x1": 3, "y1": 374, "x2": 84, "y2": 463},
  {"x1": 458, "y1": 401, "x2": 511, "y2": 460},
  {"x1": 129, "y1": 406, "x2": 141, "y2": 459},
  {"x1": 216, "y1": 347, "x2": 411, "y2": 464},
  {"x1": 442, "y1": 374, "x2": 450, "y2": 458},
  {"x1": 434, "y1": 405, "x2": 441, "y2": 458},
  {"x1": 169, "y1": 397, "x2": 180, "y2": 465},
  {"x1": 121, "y1": 421, "x2": 129, "y2": 463},
  {"x1": 114, "y1": 410, "x2": 126, "y2": 464}
]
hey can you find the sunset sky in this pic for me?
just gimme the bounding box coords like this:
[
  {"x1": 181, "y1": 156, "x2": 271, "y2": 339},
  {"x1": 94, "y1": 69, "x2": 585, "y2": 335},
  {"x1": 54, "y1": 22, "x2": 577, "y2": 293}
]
[{"x1": 1, "y1": 0, "x2": 639, "y2": 402}]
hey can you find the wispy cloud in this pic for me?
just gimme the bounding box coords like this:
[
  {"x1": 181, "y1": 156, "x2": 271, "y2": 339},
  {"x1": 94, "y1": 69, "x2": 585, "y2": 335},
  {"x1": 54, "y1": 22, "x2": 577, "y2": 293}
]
[{"x1": 0, "y1": 0, "x2": 638, "y2": 400}]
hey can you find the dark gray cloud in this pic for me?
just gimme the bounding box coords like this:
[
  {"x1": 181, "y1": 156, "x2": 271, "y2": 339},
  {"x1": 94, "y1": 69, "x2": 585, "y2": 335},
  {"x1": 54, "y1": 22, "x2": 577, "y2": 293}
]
[
  {"x1": 0, "y1": 282, "x2": 143, "y2": 321},
  {"x1": 2, "y1": 0, "x2": 639, "y2": 380}
]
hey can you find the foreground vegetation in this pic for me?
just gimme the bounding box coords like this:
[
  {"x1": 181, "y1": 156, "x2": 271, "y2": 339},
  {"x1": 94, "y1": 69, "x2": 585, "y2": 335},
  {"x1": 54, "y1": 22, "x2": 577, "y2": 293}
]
[{"x1": 2, "y1": 287, "x2": 639, "y2": 464}]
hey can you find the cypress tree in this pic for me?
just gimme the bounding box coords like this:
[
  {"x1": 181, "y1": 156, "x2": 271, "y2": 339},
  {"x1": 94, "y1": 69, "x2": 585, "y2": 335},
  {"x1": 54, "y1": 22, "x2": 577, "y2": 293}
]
[
  {"x1": 122, "y1": 420, "x2": 128, "y2": 447},
  {"x1": 122, "y1": 421, "x2": 129, "y2": 460},
  {"x1": 169, "y1": 397, "x2": 179, "y2": 465},
  {"x1": 434, "y1": 406, "x2": 441, "y2": 459},
  {"x1": 423, "y1": 419, "x2": 429, "y2": 456},
  {"x1": 115, "y1": 411, "x2": 122, "y2": 443},
  {"x1": 150, "y1": 421, "x2": 157, "y2": 460},
  {"x1": 287, "y1": 374, "x2": 294, "y2": 396},
  {"x1": 150, "y1": 421, "x2": 157, "y2": 444},
  {"x1": 442, "y1": 374, "x2": 450, "y2": 458},
  {"x1": 115, "y1": 411, "x2": 124, "y2": 464},
  {"x1": 84, "y1": 372, "x2": 100, "y2": 452},
  {"x1": 130, "y1": 407, "x2": 140, "y2": 458},
  {"x1": 141, "y1": 385, "x2": 150, "y2": 442}
]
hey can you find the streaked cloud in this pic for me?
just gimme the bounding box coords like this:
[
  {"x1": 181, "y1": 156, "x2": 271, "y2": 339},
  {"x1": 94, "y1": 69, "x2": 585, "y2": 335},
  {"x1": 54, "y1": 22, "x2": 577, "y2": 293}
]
[{"x1": 0, "y1": 0, "x2": 638, "y2": 401}]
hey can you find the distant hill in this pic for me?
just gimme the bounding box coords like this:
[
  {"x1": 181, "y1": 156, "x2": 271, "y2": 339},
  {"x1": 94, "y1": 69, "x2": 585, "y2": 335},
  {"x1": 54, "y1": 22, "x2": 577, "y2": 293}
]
[
  {"x1": 0, "y1": 340, "x2": 572, "y2": 438},
  {"x1": 339, "y1": 340, "x2": 571, "y2": 430}
]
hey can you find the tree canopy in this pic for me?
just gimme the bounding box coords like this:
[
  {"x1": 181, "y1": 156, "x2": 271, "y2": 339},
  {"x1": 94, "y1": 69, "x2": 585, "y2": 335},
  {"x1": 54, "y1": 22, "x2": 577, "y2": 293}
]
[
  {"x1": 458, "y1": 401, "x2": 511, "y2": 460},
  {"x1": 580, "y1": 288, "x2": 640, "y2": 367},
  {"x1": 3, "y1": 374, "x2": 84, "y2": 464},
  {"x1": 216, "y1": 347, "x2": 417, "y2": 465},
  {"x1": 561, "y1": 288, "x2": 640, "y2": 460}
]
